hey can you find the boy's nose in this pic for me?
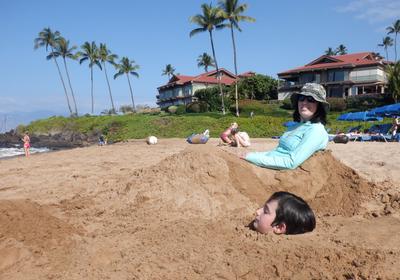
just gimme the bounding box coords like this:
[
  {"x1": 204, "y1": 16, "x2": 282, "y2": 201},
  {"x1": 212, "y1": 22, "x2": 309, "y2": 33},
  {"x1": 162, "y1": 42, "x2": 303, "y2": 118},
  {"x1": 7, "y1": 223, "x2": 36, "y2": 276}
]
[{"x1": 256, "y1": 208, "x2": 262, "y2": 216}]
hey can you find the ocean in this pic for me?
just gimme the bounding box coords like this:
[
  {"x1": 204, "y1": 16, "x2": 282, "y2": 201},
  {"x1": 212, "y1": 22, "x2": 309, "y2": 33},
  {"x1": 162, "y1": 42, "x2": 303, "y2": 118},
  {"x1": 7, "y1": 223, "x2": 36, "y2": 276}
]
[{"x1": 0, "y1": 147, "x2": 50, "y2": 159}]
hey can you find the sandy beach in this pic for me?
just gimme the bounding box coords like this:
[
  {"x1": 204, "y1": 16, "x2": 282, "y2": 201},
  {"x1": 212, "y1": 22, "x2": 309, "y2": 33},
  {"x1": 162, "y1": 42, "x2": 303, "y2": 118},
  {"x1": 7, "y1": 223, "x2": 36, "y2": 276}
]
[{"x1": 1, "y1": 138, "x2": 399, "y2": 279}]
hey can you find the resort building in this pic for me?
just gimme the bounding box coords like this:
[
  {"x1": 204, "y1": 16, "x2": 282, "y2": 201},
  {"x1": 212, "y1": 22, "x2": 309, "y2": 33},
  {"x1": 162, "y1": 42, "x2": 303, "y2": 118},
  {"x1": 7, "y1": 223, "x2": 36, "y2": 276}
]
[
  {"x1": 277, "y1": 52, "x2": 391, "y2": 100},
  {"x1": 156, "y1": 69, "x2": 255, "y2": 108}
]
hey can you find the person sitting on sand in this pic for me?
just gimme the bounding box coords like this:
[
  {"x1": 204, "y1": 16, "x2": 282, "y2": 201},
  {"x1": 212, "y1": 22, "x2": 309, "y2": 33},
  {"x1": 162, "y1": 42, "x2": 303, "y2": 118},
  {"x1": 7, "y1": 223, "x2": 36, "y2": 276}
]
[
  {"x1": 22, "y1": 131, "x2": 30, "y2": 157},
  {"x1": 230, "y1": 127, "x2": 251, "y2": 147},
  {"x1": 220, "y1": 122, "x2": 238, "y2": 145},
  {"x1": 98, "y1": 134, "x2": 106, "y2": 146},
  {"x1": 252, "y1": 191, "x2": 316, "y2": 235},
  {"x1": 242, "y1": 83, "x2": 329, "y2": 169}
]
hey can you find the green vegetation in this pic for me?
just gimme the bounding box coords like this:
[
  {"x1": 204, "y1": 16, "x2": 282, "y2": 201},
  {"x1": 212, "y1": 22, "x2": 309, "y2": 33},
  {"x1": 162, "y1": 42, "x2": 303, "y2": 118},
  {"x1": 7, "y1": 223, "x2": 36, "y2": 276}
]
[
  {"x1": 19, "y1": 100, "x2": 392, "y2": 144},
  {"x1": 218, "y1": 0, "x2": 256, "y2": 116},
  {"x1": 190, "y1": 3, "x2": 228, "y2": 114}
]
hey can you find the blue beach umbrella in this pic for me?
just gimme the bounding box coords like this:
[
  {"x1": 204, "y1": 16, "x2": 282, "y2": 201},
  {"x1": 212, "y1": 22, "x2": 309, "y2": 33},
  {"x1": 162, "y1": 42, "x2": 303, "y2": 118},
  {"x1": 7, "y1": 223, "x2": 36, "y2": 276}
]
[
  {"x1": 367, "y1": 103, "x2": 400, "y2": 117},
  {"x1": 337, "y1": 111, "x2": 383, "y2": 121}
]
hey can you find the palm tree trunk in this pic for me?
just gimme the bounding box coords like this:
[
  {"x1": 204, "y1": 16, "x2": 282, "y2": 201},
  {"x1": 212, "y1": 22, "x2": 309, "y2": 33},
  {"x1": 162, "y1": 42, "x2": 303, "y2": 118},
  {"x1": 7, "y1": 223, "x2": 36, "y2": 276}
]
[
  {"x1": 209, "y1": 30, "x2": 225, "y2": 115},
  {"x1": 63, "y1": 57, "x2": 78, "y2": 116},
  {"x1": 51, "y1": 48, "x2": 73, "y2": 115},
  {"x1": 103, "y1": 62, "x2": 116, "y2": 114},
  {"x1": 230, "y1": 24, "x2": 239, "y2": 117},
  {"x1": 395, "y1": 33, "x2": 398, "y2": 62},
  {"x1": 385, "y1": 47, "x2": 389, "y2": 61},
  {"x1": 126, "y1": 74, "x2": 136, "y2": 112},
  {"x1": 90, "y1": 66, "x2": 94, "y2": 114}
]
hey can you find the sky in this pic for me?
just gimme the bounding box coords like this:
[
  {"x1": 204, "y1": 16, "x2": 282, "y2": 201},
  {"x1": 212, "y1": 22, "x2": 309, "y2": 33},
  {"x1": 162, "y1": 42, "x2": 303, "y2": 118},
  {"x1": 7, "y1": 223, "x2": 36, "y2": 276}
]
[{"x1": 1, "y1": 0, "x2": 400, "y2": 116}]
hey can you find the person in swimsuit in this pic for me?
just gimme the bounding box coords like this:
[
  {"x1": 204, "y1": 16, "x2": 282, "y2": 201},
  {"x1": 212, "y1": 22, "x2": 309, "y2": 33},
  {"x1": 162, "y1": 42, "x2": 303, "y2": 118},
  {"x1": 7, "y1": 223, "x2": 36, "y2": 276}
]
[
  {"x1": 22, "y1": 131, "x2": 30, "y2": 157},
  {"x1": 220, "y1": 122, "x2": 238, "y2": 145}
]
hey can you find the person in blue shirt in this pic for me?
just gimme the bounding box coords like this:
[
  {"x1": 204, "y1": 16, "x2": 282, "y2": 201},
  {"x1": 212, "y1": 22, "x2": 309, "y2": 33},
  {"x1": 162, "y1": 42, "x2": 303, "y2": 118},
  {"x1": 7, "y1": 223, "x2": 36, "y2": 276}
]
[{"x1": 242, "y1": 83, "x2": 329, "y2": 170}]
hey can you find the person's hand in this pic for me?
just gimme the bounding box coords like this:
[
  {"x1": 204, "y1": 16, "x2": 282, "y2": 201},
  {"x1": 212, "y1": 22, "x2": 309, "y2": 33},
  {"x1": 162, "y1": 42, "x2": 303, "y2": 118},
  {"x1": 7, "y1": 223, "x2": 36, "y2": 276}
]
[{"x1": 239, "y1": 152, "x2": 248, "y2": 160}]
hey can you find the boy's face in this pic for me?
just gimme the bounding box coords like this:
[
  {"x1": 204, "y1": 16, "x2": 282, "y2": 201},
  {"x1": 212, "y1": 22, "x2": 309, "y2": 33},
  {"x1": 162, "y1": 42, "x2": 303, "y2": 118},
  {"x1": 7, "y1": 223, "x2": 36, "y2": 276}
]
[{"x1": 253, "y1": 200, "x2": 279, "y2": 234}]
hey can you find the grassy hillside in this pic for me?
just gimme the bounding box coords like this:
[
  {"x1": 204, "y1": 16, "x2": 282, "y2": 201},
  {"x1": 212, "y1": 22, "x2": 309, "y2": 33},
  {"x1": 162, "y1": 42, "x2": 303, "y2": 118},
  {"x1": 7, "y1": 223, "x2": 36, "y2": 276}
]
[{"x1": 18, "y1": 101, "x2": 391, "y2": 142}]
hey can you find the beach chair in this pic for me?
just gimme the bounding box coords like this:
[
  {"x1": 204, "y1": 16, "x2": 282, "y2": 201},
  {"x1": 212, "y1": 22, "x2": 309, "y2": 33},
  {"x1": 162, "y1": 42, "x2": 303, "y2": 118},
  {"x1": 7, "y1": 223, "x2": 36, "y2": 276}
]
[
  {"x1": 357, "y1": 124, "x2": 392, "y2": 142},
  {"x1": 372, "y1": 124, "x2": 395, "y2": 142}
]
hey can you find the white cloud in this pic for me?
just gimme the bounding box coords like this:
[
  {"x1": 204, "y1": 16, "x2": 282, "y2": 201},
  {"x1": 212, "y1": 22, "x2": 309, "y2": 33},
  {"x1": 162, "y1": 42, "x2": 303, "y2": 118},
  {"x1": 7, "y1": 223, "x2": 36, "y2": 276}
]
[{"x1": 336, "y1": 0, "x2": 400, "y2": 24}]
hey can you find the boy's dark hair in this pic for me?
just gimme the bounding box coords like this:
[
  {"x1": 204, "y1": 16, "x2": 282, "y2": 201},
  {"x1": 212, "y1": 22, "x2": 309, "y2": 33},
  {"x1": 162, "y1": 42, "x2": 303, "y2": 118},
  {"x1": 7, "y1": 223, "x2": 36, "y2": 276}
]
[
  {"x1": 268, "y1": 191, "x2": 316, "y2": 235},
  {"x1": 293, "y1": 100, "x2": 327, "y2": 125}
]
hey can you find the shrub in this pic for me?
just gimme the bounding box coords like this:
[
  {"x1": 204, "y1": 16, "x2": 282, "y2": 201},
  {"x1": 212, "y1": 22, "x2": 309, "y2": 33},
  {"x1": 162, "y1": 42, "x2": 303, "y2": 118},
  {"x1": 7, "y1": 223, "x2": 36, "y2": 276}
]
[
  {"x1": 236, "y1": 74, "x2": 278, "y2": 100},
  {"x1": 345, "y1": 94, "x2": 393, "y2": 111},
  {"x1": 327, "y1": 98, "x2": 346, "y2": 111},
  {"x1": 175, "y1": 105, "x2": 186, "y2": 115},
  {"x1": 194, "y1": 86, "x2": 232, "y2": 112},
  {"x1": 167, "y1": 105, "x2": 178, "y2": 114},
  {"x1": 119, "y1": 105, "x2": 134, "y2": 114},
  {"x1": 186, "y1": 101, "x2": 209, "y2": 113},
  {"x1": 281, "y1": 98, "x2": 293, "y2": 110}
]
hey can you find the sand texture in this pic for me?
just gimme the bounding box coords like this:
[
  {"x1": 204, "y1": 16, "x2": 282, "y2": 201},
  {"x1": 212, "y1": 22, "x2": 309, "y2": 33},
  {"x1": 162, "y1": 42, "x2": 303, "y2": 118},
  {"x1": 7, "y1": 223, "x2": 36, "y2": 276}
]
[{"x1": 1, "y1": 139, "x2": 399, "y2": 279}]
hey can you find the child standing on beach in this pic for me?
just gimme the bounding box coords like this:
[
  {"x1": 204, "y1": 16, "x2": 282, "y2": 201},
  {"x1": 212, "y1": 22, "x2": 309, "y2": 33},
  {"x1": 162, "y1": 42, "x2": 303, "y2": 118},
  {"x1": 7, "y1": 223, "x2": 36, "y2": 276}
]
[
  {"x1": 22, "y1": 132, "x2": 30, "y2": 157},
  {"x1": 253, "y1": 191, "x2": 316, "y2": 235},
  {"x1": 220, "y1": 122, "x2": 238, "y2": 145}
]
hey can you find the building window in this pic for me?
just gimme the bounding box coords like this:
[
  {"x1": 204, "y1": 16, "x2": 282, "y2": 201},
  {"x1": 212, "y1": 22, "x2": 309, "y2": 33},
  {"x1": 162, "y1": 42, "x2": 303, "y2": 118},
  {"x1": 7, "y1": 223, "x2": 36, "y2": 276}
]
[
  {"x1": 328, "y1": 70, "x2": 345, "y2": 82},
  {"x1": 301, "y1": 73, "x2": 314, "y2": 83}
]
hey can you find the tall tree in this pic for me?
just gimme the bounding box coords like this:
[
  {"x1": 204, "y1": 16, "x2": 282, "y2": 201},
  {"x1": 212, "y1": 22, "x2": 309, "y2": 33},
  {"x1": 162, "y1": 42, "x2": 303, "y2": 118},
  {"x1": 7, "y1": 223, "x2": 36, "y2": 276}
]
[
  {"x1": 336, "y1": 44, "x2": 348, "y2": 55},
  {"x1": 386, "y1": 62, "x2": 400, "y2": 103},
  {"x1": 114, "y1": 57, "x2": 139, "y2": 112},
  {"x1": 387, "y1": 19, "x2": 400, "y2": 61},
  {"x1": 78, "y1": 41, "x2": 101, "y2": 114},
  {"x1": 197, "y1": 52, "x2": 215, "y2": 72},
  {"x1": 218, "y1": 0, "x2": 255, "y2": 117},
  {"x1": 162, "y1": 64, "x2": 176, "y2": 79},
  {"x1": 34, "y1": 28, "x2": 73, "y2": 115},
  {"x1": 48, "y1": 37, "x2": 79, "y2": 116},
  {"x1": 325, "y1": 47, "x2": 336, "y2": 55},
  {"x1": 99, "y1": 43, "x2": 118, "y2": 114},
  {"x1": 378, "y1": 36, "x2": 394, "y2": 61},
  {"x1": 190, "y1": 3, "x2": 226, "y2": 114}
]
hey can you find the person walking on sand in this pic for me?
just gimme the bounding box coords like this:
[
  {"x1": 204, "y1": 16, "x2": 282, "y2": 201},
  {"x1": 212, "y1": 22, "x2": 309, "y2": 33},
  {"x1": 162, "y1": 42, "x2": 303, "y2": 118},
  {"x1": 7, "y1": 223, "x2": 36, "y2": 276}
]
[{"x1": 22, "y1": 132, "x2": 30, "y2": 157}]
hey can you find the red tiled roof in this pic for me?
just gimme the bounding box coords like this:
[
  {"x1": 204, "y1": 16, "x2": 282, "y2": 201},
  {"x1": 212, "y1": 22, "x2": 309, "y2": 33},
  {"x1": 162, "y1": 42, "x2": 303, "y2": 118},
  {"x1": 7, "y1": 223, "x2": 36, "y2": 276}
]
[
  {"x1": 278, "y1": 52, "x2": 387, "y2": 76},
  {"x1": 158, "y1": 68, "x2": 245, "y2": 89},
  {"x1": 238, "y1": 71, "x2": 256, "y2": 77}
]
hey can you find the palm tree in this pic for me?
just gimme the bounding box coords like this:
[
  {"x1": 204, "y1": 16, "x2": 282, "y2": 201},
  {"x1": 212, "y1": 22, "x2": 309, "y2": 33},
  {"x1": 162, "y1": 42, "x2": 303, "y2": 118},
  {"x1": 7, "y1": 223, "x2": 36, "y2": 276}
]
[
  {"x1": 190, "y1": 3, "x2": 226, "y2": 114},
  {"x1": 386, "y1": 19, "x2": 400, "y2": 61},
  {"x1": 218, "y1": 0, "x2": 255, "y2": 117},
  {"x1": 48, "y1": 37, "x2": 79, "y2": 116},
  {"x1": 114, "y1": 57, "x2": 139, "y2": 112},
  {"x1": 336, "y1": 44, "x2": 348, "y2": 55},
  {"x1": 197, "y1": 52, "x2": 215, "y2": 72},
  {"x1": 386, "y1": 62, "x2": 400, "y2": 102},
  {"x1": 325, "y1": 47, "x2": 336, "y2": 55},
  {"x1": 99, "y1": 43, "x2": 118, "y2": 114},
  {"x1": 378, "y1": 36, "x2": 394, "y2": 61},
  {"x1": 78, "y1": 41, "x2": 101, "y2": 114},
  {"x1": 34, "y1": 28, "x2": 73, "y2": 115},
  {"x1": 162, "y1": 64, "x2": 176, "y2": 79}
]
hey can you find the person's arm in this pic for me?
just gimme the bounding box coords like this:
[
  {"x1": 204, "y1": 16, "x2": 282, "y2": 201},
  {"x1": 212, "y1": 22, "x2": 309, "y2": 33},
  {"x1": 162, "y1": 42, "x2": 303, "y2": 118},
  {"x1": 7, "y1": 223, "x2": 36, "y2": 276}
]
[{"x1": 245, "y1": 125, "x2": 328, "y2": 169}]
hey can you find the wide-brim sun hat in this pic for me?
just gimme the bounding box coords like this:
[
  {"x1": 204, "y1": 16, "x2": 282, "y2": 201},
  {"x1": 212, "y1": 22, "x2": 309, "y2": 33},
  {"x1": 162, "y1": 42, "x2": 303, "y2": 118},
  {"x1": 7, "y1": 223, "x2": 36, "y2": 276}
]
[{"x1": 290, "y1": 83, "x2": 330, "y2": 112}]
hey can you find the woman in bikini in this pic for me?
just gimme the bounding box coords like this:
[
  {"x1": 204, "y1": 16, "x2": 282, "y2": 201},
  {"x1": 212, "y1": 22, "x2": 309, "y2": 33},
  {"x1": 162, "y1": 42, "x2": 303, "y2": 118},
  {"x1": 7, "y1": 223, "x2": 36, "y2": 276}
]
[{"x1": 22, "y1": 132, "x2": 30, "y2": 157}]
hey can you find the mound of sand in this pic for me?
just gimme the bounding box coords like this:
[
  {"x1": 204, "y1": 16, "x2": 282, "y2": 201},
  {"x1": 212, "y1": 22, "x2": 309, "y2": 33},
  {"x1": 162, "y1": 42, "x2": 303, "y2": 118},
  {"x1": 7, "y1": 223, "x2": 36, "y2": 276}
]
[{"x1": 1, "y1": 140, "x2": 399, "y2": 279}]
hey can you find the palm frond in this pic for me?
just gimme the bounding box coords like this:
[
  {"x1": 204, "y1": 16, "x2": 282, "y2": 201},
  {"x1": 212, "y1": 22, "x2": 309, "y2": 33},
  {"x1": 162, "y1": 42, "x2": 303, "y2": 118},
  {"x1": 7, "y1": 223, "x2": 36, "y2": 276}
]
[{"x1": 114, "y1": 71, "x2": 123, "y2": 79}]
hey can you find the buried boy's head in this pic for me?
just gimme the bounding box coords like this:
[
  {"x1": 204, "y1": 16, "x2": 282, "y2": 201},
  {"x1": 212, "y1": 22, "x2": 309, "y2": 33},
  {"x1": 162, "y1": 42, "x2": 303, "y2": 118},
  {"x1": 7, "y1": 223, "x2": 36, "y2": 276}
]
[{"x1": 253, "y1": 191, "x2": 316, "y2": 235}]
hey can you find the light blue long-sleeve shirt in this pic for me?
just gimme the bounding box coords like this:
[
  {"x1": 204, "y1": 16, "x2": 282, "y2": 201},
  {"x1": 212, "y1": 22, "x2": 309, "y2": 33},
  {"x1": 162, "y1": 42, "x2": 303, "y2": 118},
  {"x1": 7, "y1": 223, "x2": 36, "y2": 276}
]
[{"x1": 245, "y1": 122, "x2": 328, "y2": 170}]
